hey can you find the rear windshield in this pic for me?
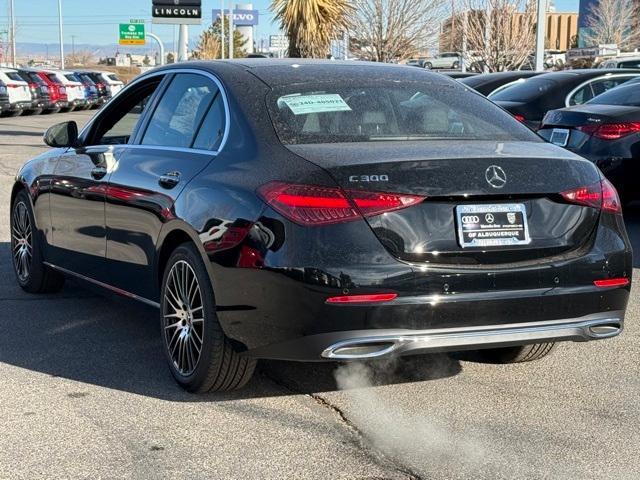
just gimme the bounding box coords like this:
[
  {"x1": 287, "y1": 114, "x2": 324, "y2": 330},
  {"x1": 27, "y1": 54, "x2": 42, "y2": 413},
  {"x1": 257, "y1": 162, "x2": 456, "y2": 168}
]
[
  {"x1": 618, "y1": 60, "x2": 640, "y2": 69},
  {"x1": 46, "y1": 74, "x2": 62, "y2": 84},
  {"x1": 587, "y1": 83, "x2": 640, "y2": 106},
  {"x1": 5, "y1": 72, "x2": 24, "y2": 82},
  {"x1": 65, "y1": 74, "x2": 80, "y2": 82},
  {"x1": 108, "y1": 74, "x2": 120, "y2": 82},
  {"x1": 490, "y1": 78, "x2": 557, "y2": 102},
  {"x1": 268, "y1": 81, "x2": 539, "y2": 145}
]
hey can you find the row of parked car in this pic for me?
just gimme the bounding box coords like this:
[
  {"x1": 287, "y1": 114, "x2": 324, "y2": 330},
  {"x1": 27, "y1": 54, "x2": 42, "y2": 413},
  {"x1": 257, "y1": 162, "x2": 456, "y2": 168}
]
[
  {"x1": 445, "y1": 68, "x2": 640, "y2": 203},
  {"x1": 0, "y1": 67, "x2": 124, "y2": 117}
]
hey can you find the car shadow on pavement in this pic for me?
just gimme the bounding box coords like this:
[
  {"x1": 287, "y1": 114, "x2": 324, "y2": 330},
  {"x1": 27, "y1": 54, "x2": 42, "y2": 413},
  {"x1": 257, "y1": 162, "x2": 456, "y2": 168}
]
[{"x1": 0, "y1": 245, "x2": 461, "y2": 402}]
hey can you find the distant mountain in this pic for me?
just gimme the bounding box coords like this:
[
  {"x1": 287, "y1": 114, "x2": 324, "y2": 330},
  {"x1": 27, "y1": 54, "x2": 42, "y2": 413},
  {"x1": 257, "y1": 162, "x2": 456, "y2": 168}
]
[{"x1": 15, "y1": 40, "x2": 196, "y2": 58}]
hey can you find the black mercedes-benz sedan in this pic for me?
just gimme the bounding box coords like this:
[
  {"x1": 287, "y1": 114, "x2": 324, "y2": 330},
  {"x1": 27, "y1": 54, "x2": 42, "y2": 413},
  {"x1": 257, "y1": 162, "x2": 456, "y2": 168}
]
[
  {"x1": 460, "y1": 70, "x2": 541, "y2": 97},
  {"x1": 539, "y1": 81, "x2": 640, "y2": 204},
  {"x1": 10, "y1": 60, "x2": 632, "y2": 392},
  {"x1": 491, "y1": 69, "x2": 640, "y2": 130}
]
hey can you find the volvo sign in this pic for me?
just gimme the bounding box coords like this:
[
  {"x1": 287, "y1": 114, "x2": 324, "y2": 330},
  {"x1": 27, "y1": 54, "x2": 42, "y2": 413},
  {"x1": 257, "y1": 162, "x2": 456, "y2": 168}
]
[
  {"x1": 212, "y1": 9, "x2": 259, "y2": 26},
  {"x1": 153, "y1": 0, "x2": 202, "y2": 25}
]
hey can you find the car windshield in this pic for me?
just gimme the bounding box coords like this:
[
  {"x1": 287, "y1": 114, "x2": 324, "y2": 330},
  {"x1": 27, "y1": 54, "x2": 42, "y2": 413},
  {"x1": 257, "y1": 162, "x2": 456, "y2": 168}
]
[
  {"x1": 587, "y1": 83, "x2": 640, "y2": 106},
  {"x1": 490, "y1": 78, "x2": 557, "y2": 102},
  {"x1": 46, "y1": 74, "x2": 62, "y2": 84},
  {"x1": 268, "y1": 81, "x2": 539, "y2": 145}
]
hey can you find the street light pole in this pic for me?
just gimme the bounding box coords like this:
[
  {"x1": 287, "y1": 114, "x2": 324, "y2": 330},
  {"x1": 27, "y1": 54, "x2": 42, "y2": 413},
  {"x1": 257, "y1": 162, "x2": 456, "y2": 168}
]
[
  {"x1": 58, "y1": 0, "x2": 65, "y2": 69},
  {"x1": 228, "y1": 3, "x2": 234, "y2": 59},
  {"x1": 71, "y1": 34, "x2": 76, "y2": 64},
  {"x1": 220, "y1": 0, "x2": 225, "y2": 59},
  {"x1": 535, "y1": 0, "x2": 547, "y2": 71}
]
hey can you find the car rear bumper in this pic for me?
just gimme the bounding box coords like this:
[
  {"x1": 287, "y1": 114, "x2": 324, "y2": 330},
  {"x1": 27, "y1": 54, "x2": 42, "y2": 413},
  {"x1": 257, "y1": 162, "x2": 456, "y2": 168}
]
[{"x1": 244, "y1": 310, "x2": 624, "y2": 361}]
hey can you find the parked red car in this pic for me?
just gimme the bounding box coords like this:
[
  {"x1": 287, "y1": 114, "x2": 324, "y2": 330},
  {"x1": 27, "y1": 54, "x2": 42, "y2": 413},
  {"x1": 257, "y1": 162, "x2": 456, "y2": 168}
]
[{"x1": 23, "y1": 68, "x2": 69, "y2": 113}]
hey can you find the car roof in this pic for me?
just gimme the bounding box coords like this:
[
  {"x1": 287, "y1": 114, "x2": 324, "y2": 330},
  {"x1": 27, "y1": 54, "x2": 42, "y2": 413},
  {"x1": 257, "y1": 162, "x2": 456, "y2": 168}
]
[
  {"x1": 183, "y1": 59, "x2": 456, "y2": 88},
  {"x1": 461, "y1": 70, "x2": 541, "y2": 87}
]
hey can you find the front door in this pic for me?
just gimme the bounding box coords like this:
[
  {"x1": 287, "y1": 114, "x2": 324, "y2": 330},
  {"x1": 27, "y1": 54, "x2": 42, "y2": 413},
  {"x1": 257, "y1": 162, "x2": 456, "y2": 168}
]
[{"x1": 105, "y1": 72, "x2": 225, "y2": 300}]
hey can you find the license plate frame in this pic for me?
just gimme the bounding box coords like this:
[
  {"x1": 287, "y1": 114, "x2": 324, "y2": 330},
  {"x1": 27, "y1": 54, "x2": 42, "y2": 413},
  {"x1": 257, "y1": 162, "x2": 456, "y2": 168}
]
[
  {"x1": 456, "y1": 203, "x2": 531, "y2": 249},
  {"x1": 550, "y1": 128, "x2": 570, "y2": 147}
]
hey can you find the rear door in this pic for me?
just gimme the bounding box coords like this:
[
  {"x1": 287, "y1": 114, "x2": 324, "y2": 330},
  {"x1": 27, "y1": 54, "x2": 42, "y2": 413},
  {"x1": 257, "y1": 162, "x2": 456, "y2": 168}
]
[{"x1": 105, "y1": 71, "x2": 226, "y2": 300}]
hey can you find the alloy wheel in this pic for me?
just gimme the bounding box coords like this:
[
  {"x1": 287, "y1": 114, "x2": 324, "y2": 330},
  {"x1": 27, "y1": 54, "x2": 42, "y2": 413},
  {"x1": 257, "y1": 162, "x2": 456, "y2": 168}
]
[
  {"x1": 163, "y1": 260, "x2": 204, "y2": 376},
  {"x1": 11, "y1": 201, "x2": 33, "y2": 282}
]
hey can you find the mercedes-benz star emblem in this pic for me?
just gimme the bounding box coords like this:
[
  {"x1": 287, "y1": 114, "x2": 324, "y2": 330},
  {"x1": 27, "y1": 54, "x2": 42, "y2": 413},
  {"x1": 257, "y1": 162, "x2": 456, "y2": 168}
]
[{"x1": 485, "y1": 165, "x2": 507, "y2": 189}]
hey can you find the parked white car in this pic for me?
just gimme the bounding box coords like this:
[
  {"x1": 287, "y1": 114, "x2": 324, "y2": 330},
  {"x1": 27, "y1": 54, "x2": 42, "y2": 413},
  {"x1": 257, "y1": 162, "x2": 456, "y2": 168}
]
[
  {"x1": 94, "y1": 71, "x2": 124, "y2": 97},
  {"x1": 42, "y1": 70, "x2": 87, "y2": 111},
  {"x1": 0, "y1": 68, "x2": 32, "y2": 116},
  {"x1": 599, "y1": 56, "x2": 640, "y2": 69},
  {"x1": 423, "y1": 52, "x2": 462, "y2": 70}
]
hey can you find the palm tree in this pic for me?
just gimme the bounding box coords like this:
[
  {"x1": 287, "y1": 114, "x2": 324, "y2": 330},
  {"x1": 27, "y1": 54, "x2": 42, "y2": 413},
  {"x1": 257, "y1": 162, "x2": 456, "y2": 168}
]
[{"x1": 271, "y1": 0, "x2": 353, "y2": 58}]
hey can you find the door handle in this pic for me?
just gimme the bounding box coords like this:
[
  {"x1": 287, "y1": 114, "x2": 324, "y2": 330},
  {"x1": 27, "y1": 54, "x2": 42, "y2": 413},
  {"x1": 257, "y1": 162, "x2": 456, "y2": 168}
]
[
  {"x1": 91, "y1": 166, "x2": 107, "y2": 180},
  {"x1": 159, "y1": 171, "x2": 181, "y2": 189}
]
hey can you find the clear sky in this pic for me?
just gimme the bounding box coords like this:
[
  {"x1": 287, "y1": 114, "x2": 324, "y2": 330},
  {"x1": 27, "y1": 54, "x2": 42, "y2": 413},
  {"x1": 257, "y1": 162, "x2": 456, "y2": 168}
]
[
  {"x1": 0, "y1": 0, "x2": 279, "y2": 47},
  {"x1": 1, "y1": 0, "x2": 580, "y2": 47}
]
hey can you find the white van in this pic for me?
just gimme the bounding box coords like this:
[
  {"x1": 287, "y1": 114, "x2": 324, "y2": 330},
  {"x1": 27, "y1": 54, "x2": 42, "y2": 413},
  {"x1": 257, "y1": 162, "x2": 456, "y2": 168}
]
[
  {"x1": 0, "y1": 68, "x2": 32, "y2": 116},
  {"x1": 43, "y1": 70, "x2": 87, "y2": 111}
]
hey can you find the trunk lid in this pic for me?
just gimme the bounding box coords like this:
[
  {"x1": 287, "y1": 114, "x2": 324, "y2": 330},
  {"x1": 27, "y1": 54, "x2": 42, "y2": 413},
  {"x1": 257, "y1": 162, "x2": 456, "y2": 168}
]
[
  {"x1": 542, "y1": 104, "x2": 640, "y2": 128},
  {"x1": 287, "y1": 141, "x2": 602, "y2": 265}
]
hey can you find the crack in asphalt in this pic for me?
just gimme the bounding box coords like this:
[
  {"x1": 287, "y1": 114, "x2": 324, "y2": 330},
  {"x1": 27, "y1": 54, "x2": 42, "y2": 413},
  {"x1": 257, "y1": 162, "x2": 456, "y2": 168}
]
[{"x1": 260, "y1": 370, "x2": 424, "y2": 480}]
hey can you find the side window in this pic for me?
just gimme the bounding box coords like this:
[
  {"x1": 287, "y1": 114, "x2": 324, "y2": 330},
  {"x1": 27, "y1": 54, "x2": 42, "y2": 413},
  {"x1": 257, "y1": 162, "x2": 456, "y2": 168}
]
[
  {"x1": 91, "y1": 80, "x2": 161, "y2": 145},
  {"x1": 192, "y1": 94, "x2": 226, "y2": 151},
  {"x1": 569, "y1": 83, "x2": 595, "y2": 105},
  {"x1": 141, "y1": 73, "x2": 218, "y2": 148}
]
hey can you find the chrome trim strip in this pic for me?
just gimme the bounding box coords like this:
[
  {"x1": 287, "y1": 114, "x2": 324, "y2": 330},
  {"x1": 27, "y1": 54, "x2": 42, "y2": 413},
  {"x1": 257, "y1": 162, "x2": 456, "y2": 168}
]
[
  {"x1": 78, "y1": 67, "x2": 231, "y2": 156},
  {"x1": 43, "y1": 262, "x2": 160, "y2": 309},
  {"x1": 321, "y1": 314, "x2": 623, "y2": 359},
  {"x1": 564, "y1": 73, "x2": 640, "y2": 107}
]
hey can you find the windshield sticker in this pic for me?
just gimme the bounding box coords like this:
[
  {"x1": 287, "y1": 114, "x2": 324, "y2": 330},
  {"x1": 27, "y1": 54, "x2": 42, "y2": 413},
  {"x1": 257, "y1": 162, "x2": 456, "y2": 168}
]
[{"x1": 281, "y1": 94, "x2": 352, "y2": 115}]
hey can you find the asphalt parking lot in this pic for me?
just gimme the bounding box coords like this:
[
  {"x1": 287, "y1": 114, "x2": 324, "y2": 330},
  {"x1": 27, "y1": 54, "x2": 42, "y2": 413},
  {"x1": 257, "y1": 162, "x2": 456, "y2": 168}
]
[{"x1": 1, "y1": 111, "x2": 639, "y2": 480}]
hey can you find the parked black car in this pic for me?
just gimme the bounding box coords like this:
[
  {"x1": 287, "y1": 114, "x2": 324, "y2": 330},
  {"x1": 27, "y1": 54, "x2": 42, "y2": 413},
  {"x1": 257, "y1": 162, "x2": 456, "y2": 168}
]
[
  {"x1": 16, "y1": 69, "x2": 53, "y2": 115},
  {"x1": 11, "y1": 60, "x2": 632, "y2": 393},
  {"x1": 491, "y1": 69, "x2": 640, "y2": 129},
  {"x1": 0, "y1": 80, "x2": 9, "y2": 113},
  {"x1": 539, "y1": 81, "x2": 640, "y2": 203},
  {"x1": 460, "y1": 71, "x2": 542, "y2": 96},
  {"x1": 442, "y1": 71, "x2": 478, "y2": 79}
]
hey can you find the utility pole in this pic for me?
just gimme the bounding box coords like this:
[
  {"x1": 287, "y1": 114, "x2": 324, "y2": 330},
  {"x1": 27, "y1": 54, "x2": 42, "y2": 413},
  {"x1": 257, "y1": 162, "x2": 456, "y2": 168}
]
[
  {"x1": 58, "y1": 0, "x2": 65, "y2": 69},
  {"x1": 71, "y1": 34, "x2": 76, "y2": 65},
  {"x1": 535, "y1": 0, "x2": 547, "y2": 71},
  {"x1": 9, "y1": 0, "x2": 16, "y2": 67}
]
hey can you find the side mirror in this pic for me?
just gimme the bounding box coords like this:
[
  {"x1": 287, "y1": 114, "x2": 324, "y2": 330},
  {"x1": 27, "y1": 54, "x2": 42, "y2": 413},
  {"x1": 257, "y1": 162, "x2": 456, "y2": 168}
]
[{"x1": 44, "y1": 121, "x2": 79, "y2": 148}]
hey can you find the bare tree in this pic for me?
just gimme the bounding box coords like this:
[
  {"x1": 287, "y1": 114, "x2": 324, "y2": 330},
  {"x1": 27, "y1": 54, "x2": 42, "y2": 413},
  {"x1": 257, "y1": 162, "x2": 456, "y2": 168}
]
[
  {"x1": 66, "y1": 50, "x2": 96, "y2": 66},
  {"x1": 462, "y1": 0, "x2": 536, "y2": 72},
  {"x1": 583, "y1": 0, "x2": 640, "y2": 50},
  {"x1": 348, "y1": 0, "x2": 448, "y2": 62}
]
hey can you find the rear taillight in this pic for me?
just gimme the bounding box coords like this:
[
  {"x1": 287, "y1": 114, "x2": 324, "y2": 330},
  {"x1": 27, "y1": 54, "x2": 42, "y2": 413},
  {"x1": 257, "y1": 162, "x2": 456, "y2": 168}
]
[
  {"x1": 577, "y1": 122, "x2": 640, "y2": 140},
  {"x1": 560, "y1": 179, "x2": 621, "y2": 213},
  {"x1": 513, "y1": 114, "x2": 526, "y2": 123},
  {"x1": 258, "y1": 182, "x2": 425, "y2": 226}
]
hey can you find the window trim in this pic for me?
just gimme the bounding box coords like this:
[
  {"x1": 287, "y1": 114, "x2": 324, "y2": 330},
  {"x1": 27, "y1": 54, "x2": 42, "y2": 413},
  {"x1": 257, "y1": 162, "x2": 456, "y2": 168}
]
[
  {"x1": 565, "y1": 74, "x2": 640, "y2": 107},
  {"x1": 78, "y1": 68, "x2": 231, "y2": 155}
]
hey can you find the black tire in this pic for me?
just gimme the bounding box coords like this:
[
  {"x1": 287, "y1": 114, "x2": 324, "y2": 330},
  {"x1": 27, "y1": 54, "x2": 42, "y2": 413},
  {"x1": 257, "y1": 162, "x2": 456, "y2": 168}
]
[
  {"x1": 424, "y1": 62, "x2": 432, "y2": 69},
  {"x1": 6, "y1": 110, "x2": 23, "y2": 117},
  {"x1": 478, "y1": 343, "x2": 556, "y2": 363},
  {"x1": 452, "y1": 61, "x2": 460, "y2": 69},
  {"x1": 10, "y1": 190, "x2": 65, "y2": 293},
  {"x1": 160, "y1": 243, "x2": 256, "y2": 392}
]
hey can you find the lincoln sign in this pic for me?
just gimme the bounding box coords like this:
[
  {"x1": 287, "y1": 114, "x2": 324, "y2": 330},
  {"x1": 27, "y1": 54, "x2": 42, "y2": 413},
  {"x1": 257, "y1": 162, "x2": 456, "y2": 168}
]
[{"x1": 152, "y1": 0, "x2": 202, "y2": 25}]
